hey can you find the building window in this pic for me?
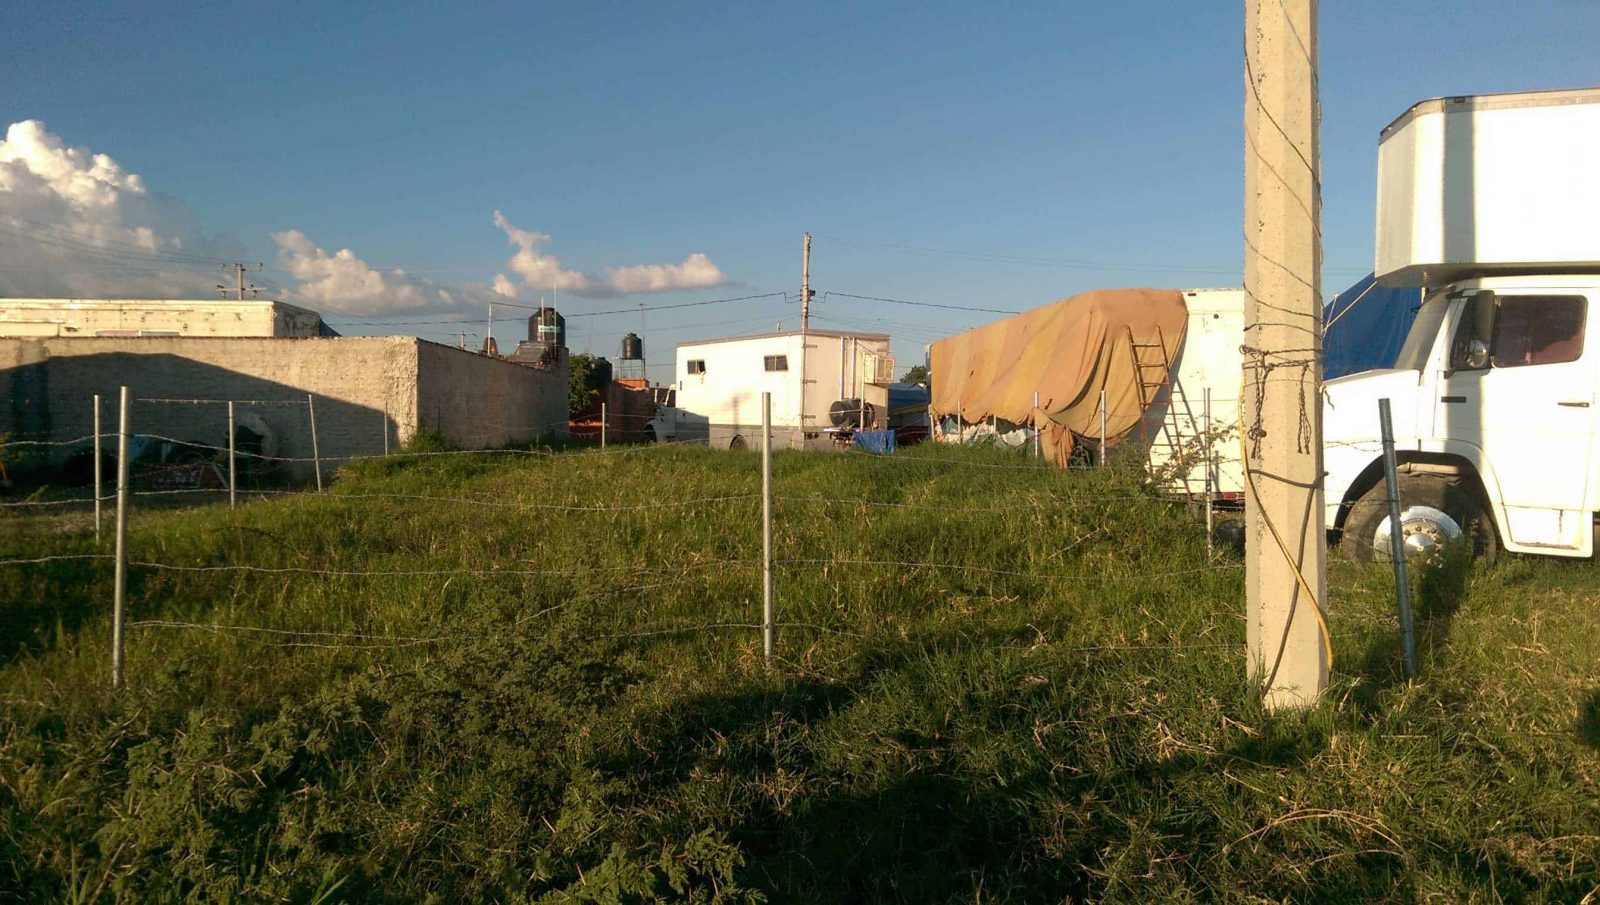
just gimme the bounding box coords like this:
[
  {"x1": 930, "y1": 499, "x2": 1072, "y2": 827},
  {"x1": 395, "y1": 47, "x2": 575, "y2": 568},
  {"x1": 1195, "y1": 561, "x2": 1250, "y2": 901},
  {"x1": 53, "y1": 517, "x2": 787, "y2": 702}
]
[
  {"x1": 763, "y1": 354, "x2": 789, "y2": 372},
  {"x1": 687, "y1": 359, "x2": 707, "y2": 375}
]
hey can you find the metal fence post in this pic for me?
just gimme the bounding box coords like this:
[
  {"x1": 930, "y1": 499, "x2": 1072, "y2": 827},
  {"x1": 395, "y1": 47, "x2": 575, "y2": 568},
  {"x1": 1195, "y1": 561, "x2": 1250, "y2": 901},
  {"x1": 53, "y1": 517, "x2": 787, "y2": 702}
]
[
  {"x1": 1203, "y1": 387, "x2": 1214, "y2": 557},
  {"x1": 1032, "y1": 390, "x2": 1041, "y2": 459},
  {"x1": 112, "y1": 386, "x2": 131, "y2": 689},
  {"x1": 227, "y1": 400, "x2": 237, "y2": 509},
  {"x1": 1378, "y1": 398, "x2": 1417, "y2": 678},
  {"x1": 761, "y1": 391, "x2": 774, "y2": 666},
  {"x1": 307, "y1": 394, "x2": 323, "y2": 492},
  {"x1": 1098, "y1": 388, "x2": 1108, "y2": 468},
  {"x1": 601, "y1": 402, "x2": 607, "y2": 449},
  {"x1": 93, "y1": 393, "x2": 103, "y2": 544}
]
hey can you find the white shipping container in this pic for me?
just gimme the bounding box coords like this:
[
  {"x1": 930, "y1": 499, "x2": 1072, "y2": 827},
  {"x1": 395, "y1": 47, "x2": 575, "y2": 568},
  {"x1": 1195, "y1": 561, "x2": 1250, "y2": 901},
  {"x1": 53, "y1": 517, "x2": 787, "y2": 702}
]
[{"x1": 1375, "y1": 87, "x2": 1600, "y2": 287}]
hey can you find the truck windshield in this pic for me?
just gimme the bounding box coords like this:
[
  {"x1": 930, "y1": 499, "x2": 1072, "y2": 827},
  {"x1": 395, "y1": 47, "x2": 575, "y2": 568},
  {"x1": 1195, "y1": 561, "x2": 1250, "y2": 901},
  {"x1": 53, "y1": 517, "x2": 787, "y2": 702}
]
[{"x1": 1392, "y1": 294, "x2": 1449, "y2": 370}]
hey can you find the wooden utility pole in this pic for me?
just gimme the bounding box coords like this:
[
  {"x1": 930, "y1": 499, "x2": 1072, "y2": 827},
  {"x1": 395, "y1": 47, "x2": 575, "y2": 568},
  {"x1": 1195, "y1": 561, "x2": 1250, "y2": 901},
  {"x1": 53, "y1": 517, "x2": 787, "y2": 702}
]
[{"x1": 1243, "y1": 0, "x2": 1328, "y2": 709}]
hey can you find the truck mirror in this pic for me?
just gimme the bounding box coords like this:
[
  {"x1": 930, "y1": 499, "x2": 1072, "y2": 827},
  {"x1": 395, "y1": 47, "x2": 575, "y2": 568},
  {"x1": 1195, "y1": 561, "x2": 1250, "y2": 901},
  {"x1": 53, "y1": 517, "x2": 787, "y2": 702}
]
[{"x1": 1464, "y1": 338, "x2": 1490, "y2": 370}]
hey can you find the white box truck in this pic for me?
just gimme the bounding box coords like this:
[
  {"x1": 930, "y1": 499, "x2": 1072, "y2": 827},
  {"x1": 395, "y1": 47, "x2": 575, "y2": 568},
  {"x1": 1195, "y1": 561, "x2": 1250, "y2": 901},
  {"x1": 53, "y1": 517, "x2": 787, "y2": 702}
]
[
  {"x1": 1324, "y1": 87, "x2": 1600, "y2": 559},
  {"x1": 653, "y1": 328, "x2": 893, "y2": 450}
]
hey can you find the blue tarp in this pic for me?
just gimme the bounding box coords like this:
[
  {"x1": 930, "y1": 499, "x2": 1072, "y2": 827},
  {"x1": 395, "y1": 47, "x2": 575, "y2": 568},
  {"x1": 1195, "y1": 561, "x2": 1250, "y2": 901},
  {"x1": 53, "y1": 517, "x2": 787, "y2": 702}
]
[
  {"x1": 854, "y1": 429, "x2": 897, "y2": 456},
  {"x1": 1323, "y1": 273, "x2": 1421, "y2": 379},
  {"x1": 887, "y1": 382, "x2": 929, "y2": 412}
]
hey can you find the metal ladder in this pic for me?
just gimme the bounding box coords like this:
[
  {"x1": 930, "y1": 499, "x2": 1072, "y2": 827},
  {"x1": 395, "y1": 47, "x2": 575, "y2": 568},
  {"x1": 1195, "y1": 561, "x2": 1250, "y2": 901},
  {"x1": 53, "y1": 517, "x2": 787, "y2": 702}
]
[{"x1": 1128, "y1": 326, "x2": 1200, "y2": 494}]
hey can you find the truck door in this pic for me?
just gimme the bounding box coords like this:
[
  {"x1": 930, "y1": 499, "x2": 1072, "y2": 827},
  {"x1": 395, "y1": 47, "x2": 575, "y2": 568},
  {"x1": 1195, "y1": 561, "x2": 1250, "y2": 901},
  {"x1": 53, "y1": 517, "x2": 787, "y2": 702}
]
[{"x1": 1435, "y1": 291, "x2": 1596, "y2": 549}]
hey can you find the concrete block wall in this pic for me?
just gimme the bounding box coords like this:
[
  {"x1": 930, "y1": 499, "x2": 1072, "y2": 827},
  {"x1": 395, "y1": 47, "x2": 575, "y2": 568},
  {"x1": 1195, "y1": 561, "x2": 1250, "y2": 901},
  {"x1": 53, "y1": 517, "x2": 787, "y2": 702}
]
[
  {"x1": 415, "y1": 340, "x2": 568, "y2": 446},
  {"x1": 0, "y1": 336, "x2": 567, "y2": 481}
]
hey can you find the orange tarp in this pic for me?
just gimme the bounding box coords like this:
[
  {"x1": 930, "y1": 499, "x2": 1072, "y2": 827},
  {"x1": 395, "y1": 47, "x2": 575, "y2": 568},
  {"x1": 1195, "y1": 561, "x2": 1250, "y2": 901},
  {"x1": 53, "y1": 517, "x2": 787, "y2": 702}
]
[{"x1": 929, "y1": 288, "x2": 1187, "y2": 465}]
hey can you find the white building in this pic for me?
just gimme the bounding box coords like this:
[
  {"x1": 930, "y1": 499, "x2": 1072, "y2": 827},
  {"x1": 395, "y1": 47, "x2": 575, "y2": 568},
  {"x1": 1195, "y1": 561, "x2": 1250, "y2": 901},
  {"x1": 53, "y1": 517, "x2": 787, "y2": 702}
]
[
  {"x1": 670, "y1": 328, "x2": 893, "y2": 449},
  {"x1": 0, "y1": 298, "x2": 330, "y2": 338}
]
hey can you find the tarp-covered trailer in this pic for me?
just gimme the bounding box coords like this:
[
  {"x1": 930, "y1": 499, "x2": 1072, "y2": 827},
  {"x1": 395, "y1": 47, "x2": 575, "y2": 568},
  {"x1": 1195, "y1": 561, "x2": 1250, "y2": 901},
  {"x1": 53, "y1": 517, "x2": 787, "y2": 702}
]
[{"x1": 929, "y1": 287, "x2": 1245, "y2": 498}]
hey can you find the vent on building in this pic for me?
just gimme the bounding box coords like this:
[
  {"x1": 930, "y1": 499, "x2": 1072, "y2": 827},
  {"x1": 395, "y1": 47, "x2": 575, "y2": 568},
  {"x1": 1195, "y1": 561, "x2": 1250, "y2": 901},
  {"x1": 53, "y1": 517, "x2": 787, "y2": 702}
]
[{"x1": 862, "y1": 352, "x2": 896, "y2": 386}]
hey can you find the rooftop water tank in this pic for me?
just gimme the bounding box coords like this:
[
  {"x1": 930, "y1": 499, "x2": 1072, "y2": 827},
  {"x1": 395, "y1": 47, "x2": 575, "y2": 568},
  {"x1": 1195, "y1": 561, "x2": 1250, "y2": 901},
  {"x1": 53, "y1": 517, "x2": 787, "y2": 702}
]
[
  {"x1": 529, "y1": 308, "x2": 566, "y2": 347},
  {"x1": 621, "y1": 332, "x2": 644, "y2": 361}
]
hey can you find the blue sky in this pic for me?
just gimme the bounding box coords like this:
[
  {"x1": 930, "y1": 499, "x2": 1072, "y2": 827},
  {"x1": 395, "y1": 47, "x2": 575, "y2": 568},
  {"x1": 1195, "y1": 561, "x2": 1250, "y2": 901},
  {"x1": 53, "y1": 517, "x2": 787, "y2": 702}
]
[{"x1": 4, "y1": 1, "x2": 1598, "y2": 380}]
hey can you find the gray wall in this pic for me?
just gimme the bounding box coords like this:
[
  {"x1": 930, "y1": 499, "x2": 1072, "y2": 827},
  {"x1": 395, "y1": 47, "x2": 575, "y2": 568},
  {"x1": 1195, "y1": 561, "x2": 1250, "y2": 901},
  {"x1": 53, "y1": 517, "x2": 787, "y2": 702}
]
[
  {"x1": 0, "y1": 336, "x2": 566, "y2": 480},
  {"x1": 416, "y1": 340, "x2": 568, "y2": 447}
]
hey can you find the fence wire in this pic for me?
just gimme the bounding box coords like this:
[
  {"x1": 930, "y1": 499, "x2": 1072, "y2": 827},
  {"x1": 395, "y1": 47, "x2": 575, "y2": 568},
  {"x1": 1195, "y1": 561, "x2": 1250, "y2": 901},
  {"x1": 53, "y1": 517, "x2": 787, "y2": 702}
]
[{"x1": 0, "y1": 401, "x2": 1278, "y2": 691}]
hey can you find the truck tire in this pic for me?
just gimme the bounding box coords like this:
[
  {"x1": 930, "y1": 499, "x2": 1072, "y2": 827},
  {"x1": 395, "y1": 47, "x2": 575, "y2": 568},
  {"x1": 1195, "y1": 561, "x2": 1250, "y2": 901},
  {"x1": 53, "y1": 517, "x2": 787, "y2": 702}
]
[
  {"x1": 1340, "y1": 472, "x2": 1498, "y2": 562},
  {"x1": 727, "y1": 435, "x2": 747, "y2": 451}
]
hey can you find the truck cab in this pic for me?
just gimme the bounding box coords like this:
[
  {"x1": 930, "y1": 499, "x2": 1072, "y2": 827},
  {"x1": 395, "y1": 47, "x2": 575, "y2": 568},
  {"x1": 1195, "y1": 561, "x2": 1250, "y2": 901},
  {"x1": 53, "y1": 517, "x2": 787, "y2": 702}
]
[
  {"x1": 1324, "y1": 86, "x2": 1600, "y2": 559},
  {"x1": 1324, "y1": 275, "x2": 1600, "y2": 558}
]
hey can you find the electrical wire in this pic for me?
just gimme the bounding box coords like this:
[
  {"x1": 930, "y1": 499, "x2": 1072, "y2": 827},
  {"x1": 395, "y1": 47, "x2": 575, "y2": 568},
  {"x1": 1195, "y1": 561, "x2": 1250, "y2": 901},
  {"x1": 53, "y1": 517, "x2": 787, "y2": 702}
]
[
  {"x1": 326, "y1": 292, "x2": 787, "y2": 329},
  {"x1": 824, "y1": 291, "x2": 1019, "y2": 315}
]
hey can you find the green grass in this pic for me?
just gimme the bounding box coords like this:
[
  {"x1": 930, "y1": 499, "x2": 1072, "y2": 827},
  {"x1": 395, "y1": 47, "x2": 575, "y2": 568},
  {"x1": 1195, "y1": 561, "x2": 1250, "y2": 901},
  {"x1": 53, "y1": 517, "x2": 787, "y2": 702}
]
[{"x1": 1, "y1": 442, "x2": 1597, "y2": 903}]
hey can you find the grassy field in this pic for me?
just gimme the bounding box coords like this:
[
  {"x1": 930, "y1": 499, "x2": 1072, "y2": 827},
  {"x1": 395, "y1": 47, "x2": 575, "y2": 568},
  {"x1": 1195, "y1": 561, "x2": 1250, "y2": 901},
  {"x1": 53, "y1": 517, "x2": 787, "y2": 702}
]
[{"x1": 2, "y1": 442, "x2": 1597, "y2": 903}]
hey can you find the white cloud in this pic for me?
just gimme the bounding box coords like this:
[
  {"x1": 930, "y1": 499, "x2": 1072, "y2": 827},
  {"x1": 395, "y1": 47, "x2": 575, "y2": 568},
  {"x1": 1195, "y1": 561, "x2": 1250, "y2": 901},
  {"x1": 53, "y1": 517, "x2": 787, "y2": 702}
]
[
  {"x1": 493, "y1": 210, "x2": 728, "y2": 297},
  {"x1": 0, "y1": 120, "x2": 733, "y2": 315},
  {"x1": 0, "y1": 119, "x2": 239, "y2": 298},
  {"x1": 606, "y1": 253, "x2": 726, "y2": 293},
  {"x1": 493, "y1": 210, "x2": 593, "y2": 294},
  {"x1": 270, "y1": 229, "x2": 446, "y2": 315}
]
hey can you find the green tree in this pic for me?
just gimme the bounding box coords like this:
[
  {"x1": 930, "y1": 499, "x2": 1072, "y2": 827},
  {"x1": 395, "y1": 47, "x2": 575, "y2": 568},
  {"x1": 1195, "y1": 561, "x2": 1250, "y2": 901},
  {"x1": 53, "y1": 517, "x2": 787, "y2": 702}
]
[
  {"x1": 569, "y1": 354, "x2": 600, "y2": 415},
  {"x1": 900, "y1": 364, "x2": 928, "y2": 385}
]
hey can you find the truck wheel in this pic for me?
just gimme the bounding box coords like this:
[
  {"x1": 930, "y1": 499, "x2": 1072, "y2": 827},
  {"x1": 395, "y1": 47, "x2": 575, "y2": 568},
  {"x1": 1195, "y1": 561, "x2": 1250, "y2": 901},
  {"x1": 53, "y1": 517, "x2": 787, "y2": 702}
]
[
  {"x1": 1340, "y1": 473, "x2": 1498, "y2": 562},
  {"x1": 728, "y1": 435, "x2": 747, "y2": 451}
]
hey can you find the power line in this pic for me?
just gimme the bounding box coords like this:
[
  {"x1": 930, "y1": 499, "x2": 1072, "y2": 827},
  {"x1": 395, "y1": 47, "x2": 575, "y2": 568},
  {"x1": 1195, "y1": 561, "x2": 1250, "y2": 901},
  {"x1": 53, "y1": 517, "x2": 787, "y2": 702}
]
[
  {"x1": 823, "y1": 291, "x2": 1019, "y2": 315},
  {"x1": 561, "y1": 291, "x2": 786, "y2": 318},
  {"x1": 0, "y1": 223, "x2": 227, "y2": 273},
  {"x1": 815, "y1": 234, "x2": 1367, "y2": 276},
  {"x1": 327, "y1": 292, "x2": 787, "y2": 328},
  {"x1": 0, "y1": 217, "x2": 235, "y2": 266}
]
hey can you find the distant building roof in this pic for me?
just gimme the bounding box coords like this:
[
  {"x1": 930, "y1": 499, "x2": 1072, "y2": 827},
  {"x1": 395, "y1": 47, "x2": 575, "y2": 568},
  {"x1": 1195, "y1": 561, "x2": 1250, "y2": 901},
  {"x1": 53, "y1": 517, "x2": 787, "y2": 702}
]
[
  {"x1": 0, "y1": 297, "x2": 330, "y2": 339},
  {"x1": 0, "y1": 297, "x2": 321, "y2": 315},
  {"x1": 677, "y1": 328, "x2": 890, "y2": 348}
]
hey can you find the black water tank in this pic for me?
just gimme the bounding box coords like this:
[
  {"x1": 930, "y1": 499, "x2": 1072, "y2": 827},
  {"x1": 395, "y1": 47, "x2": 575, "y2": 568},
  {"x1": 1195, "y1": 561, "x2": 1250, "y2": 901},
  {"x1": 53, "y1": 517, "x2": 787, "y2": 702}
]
[
  {"x1": 828, "y1": 398, "x2": 878, "y2": 429},
  {"x1": 530, "y1": 308, "x2": 566, "y2": 347},
  {"x1": 590, "y1": 356, "x2": 613, "y2": 387},
  {"x1": 621, "y1": 332, "x2": 644, "y2": 361}
]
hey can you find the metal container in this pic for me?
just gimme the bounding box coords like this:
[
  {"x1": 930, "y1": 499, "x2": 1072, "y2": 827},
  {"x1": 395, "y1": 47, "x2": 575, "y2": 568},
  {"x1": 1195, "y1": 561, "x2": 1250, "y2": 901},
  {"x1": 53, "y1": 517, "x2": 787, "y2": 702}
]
[
  {"x1": 530, "y1": 308, "x2": 566, "y2": 347},
  {"x1": 1376, "y1": 87, "x2": 1600, "y2": 286}
]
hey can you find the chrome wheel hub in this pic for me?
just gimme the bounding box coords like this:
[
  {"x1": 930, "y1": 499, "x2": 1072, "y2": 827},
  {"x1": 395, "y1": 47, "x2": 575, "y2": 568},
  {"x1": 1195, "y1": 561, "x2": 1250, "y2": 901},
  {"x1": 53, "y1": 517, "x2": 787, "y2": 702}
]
[{"x1": 1372, "y1": 505, "x2": 1463, "y2": 562}]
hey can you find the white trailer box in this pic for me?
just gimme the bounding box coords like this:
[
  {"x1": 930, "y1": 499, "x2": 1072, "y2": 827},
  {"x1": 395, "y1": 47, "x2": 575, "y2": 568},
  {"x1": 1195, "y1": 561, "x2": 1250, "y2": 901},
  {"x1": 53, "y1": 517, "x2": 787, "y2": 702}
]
[
  {"x1": 1147, "y1": 288, "x2": 1246, "y2": 498},
  {"x1": 1375, "y1": 87, "x2": 1600, "y2": 287},
  {"x1": 668, "y1": 329, "x2": 892, "y2": 449}
]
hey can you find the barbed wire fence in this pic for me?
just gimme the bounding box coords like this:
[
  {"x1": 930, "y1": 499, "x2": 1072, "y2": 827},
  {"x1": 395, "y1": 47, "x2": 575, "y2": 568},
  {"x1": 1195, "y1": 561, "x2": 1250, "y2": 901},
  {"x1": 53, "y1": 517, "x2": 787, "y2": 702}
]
[{"x1": 0, "y1": 385, "x2": 1275, "y2": 692}]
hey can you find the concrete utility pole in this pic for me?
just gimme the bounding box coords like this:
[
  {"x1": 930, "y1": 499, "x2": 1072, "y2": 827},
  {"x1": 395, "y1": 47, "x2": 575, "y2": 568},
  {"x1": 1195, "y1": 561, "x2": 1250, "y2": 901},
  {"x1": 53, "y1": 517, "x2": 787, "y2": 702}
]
[
  {"x1": 796, "y1": 233, "x2": 814, "y2": 448},
  {"x1": 1243, "y1": 0, "x2": 1328, "y2": 710},
  {"x1": 221, "y1": 262, "x2": 261, "y2": 300},
  {"x1": 801, "y1": 233, "x2": 813, "y2": 332}
]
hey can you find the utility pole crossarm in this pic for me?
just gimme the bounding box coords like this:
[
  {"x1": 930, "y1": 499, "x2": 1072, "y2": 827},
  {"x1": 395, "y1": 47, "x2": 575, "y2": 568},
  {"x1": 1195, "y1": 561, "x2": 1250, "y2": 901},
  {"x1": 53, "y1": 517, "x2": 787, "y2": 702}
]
[{"x1": 222, "y1": 262, "x2": 262, "y2": 300}]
